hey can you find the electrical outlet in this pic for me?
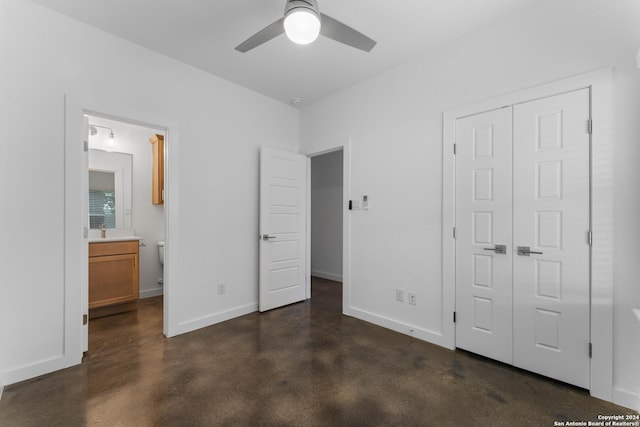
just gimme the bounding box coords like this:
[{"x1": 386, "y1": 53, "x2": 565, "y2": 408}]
[
  {"x1": 217, "y1": 282, "x2": 226, "y2": 295},
  {"x1": 408, "y1": 292, "x2": 416, "y2": 305},
  {"x1": 395, "y1": 288, "x2": 405, "y2": 302}
]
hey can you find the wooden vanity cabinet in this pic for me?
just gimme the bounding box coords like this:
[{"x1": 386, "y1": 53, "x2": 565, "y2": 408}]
[
  {"x1": 89, "y1": 240, "x2": 139, "y2": 318},
  {"x1": 149, "y1": 134, "x2": 164, "y2": 205}
]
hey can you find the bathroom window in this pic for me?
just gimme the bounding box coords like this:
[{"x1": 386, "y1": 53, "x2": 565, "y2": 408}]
[{"x1": 89, "y1": 171, "x2": 116, "y2": 229}]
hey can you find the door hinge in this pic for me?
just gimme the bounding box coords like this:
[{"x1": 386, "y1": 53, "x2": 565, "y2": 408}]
[
  {"x1": 588, "y1": 230, "x2": 593, "y2": 246},
  {"x1": 589, "y1": 342, "x2": 592, "y2": 358},
  {"x1": 587, "y1": 119, "x2": 593, "y2": 135},
  {"x1": 453, "y1": 143, "x2": 457, "y2": 155},
  {"x1": 83, "y1": 314, "x2": 88, "y2": 325},
  {"x1": 452, "y1": 227, "x2": 456, "y2": 239},
  {"x1": 453, "y1": 311, "x2": 457, "y2": 323},
  {"x1": 83, "y1": 140, "x2": 89, "y2": 152}
]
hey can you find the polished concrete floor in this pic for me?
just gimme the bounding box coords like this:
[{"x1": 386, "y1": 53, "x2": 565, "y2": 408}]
[{"x1": 1, "y1": 277, "x2": 634, "y2": 426}]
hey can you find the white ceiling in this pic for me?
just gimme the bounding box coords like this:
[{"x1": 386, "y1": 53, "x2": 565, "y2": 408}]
[{"x1": 31, "y1": 0, "x2": 540, "y2": 106}]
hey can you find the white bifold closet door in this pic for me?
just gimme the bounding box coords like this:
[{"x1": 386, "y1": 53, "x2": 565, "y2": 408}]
[
  {"x1": 455, "y1": 107, "x2": 514, "y2": 365},
  {"x1": 455, "y1": 88, "x2": 591, "y2": 389}
]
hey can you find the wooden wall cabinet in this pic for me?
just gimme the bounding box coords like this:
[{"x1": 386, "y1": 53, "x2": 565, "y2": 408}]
[
  {"x1": 89, "y1": 240, "x2": 139, "y2": 318},
  {"x1": 149, "y1": 134, "x2": 164, "y2": 205}
]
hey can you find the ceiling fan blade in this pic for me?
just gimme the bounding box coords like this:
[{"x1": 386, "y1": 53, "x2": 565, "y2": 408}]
[
  {"x1": 320, "y1": 14, "x2": 376, "y2": 52},
  {"x1": 235, "y1": 18, "x2": 285, "y2": 53}
]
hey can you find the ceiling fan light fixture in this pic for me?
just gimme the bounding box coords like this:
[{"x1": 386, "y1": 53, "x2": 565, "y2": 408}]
[
  {"x1": 234, "y1": 0, "x2": 376, "y2": 53},
  {"x1": 284, "y1": 8, "x2": 321, "y2": 45}
]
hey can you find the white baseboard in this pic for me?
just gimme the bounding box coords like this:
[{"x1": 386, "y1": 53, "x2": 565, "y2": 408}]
[
  {"x1": 140, "y1": 287, "x2": 164, "y2": 299},
  {"x1": 173, "y1": 302, "x2": 258, "y2": 336},
  {"x1": 311, "y1": 270, "x2": 343, "y2": 283},
  {"x1": 345, "y1": 305, "x2": 447, "y2": 348},
  {"x1": 2, "y1": 353, "x2": 81, "y2": 387},
  {"x1": 613, "y1": 387, "x2": 640, "y2": 412}
]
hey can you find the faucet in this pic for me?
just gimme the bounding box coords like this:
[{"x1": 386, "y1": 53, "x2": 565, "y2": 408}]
[{"x1": 100, "y1": 224, "x2": 106, "y2": 239}]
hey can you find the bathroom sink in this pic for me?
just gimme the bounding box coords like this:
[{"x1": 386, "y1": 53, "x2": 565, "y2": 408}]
[{"x1": 88, "y1": 228, "x2": 141, "y2": 242}]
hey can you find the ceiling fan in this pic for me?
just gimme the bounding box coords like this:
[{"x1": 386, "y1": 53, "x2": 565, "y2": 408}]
[{"x1": 235, "y1": 0, "x2": 376, "y2": 53}]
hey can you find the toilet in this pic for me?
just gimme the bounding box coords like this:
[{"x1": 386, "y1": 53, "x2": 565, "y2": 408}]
[{"x1": 157, "y1": 241, "x2": 165, "y2": 266}]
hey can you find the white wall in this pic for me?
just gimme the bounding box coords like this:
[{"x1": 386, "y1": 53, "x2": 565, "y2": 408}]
[
  {"x1": 300, "y1": 0, "x2": 640, "y2": 409},
  {"x1": 311, "y1": 150, "x2": 343, "y2": 282},
  {"x1": 0, "y1": 0, "x2": 299, "y2": 385},
  {"x1": 88, "y1": 117, "x2": 166, "y2": 298}
]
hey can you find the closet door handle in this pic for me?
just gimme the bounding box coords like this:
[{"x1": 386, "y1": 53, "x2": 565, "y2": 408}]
[
  {"x1": 261, "y1": 234, "x2": 277, "y2": 241},
  {"x1": 517, "y1": 246, "x2": 543, "y2": 256},
  {"x1": 483, "y1": 244, "x2": 506, "y2": 254}
]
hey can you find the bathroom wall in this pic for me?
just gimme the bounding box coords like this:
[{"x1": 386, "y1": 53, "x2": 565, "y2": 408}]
[
  {"x1": 88, "y1": 116, "x2": 165, "y2": 298},
  {"x1": 310, "y1": 150, "x2": 343, "y2": 282}
]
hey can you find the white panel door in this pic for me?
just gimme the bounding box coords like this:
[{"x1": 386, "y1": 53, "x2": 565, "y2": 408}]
[
  {"x1": 455, "y1": 107, "x2": 513, "y2": 365},
  {"x1": 259, "y1": 147, "x2": 307, "y2": 312},
  {"x1": 512, "y1": 89, "x2": 591, "y2": 388}
]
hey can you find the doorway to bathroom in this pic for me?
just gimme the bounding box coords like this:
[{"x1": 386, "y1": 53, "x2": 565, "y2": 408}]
[{"x1": 84, "y1": 114, "x2": 167, "y2": 349}]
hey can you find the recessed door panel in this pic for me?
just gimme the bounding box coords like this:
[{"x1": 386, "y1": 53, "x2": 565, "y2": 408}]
[
  {"x1": 536, "y1": 161, "x2": 563, "y2": 200},
  {"x1": 472, "y1": 212, "x2": 493, "y2": 245},
  {"x1": 270, "y1": 240, "x2": 299, "y2": 263},
  {"x1": 536, "y1": 111, "x2": 563, "y2": 151},
  {"x1": 536, "y1": 211, "x2": 563, "y2": 249},
  {"x1": 535, "y1": 308, "x2": 561, "y2": 350},
  {"x1": 473, "y1": 297, "x2": 493, "y2": 332},
  {"x1": 473, "y1": 254, "x2": 493, "y2": 289},
  {"x1": 473, "y1": 126, "x2": 494, "y2": 159},
  {"x1": 535, "y1": 260, "x2": 563, "y2": 300},
  {"x1": 269, "y1": 213, "x2": 299, "y2": 234},
  {"x1": 473, "y1": 168, "x2": 493, "y2": 201},
  {"x1": 271, "y1": 185, "x2": 300, "y2": 207}
]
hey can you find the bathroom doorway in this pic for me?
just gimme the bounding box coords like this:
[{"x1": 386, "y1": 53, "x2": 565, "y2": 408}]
[{"x1": 84, "y1": 114, "x2": 167, "y2": 349}]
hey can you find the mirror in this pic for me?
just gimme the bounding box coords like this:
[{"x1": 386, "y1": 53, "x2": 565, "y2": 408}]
[
  {"x1": 89, "y1": 171, "x2": 115, "y2": 228},
  {"x1": 89, "y1": 149, "x2": 133, "y2": 229}
]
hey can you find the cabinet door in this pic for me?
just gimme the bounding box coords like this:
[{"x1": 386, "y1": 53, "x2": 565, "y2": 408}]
[
  {"x1": 149, "y1": 134, "x2": 164, "y2": 205},
  {"x1": 89, "y1": 253, "x2": 139, "y2": 308}
]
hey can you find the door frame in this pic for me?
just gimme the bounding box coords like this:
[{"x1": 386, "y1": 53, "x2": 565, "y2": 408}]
[
  {"x1": 304, "y1": 140, "x2": 351, "y2": 313},
  {"x1": 442, "y1": 68, "x2": 613, "y2": 401},
  {"x1": 64, "y1": 94, "x2": 181, "y2": 367}
]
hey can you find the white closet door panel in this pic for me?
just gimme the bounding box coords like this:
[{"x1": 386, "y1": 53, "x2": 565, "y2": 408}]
[
  {"x1": 512, "y1": 88, "x2": 591, "y2": 388},
  {"x1": 455, "y1": 107, "x2": 513, "y2": 365}
]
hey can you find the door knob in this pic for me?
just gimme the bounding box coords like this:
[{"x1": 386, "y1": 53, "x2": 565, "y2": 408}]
[
  {"x1": 261, "y1": 234, "x2": 277, "y2": 241},
  {"x1": 517, "y1": 246, "x2": 543, "y2": 256},
  {"x1": 483, "y1": 244, "x2": 507, "y2": 254}
]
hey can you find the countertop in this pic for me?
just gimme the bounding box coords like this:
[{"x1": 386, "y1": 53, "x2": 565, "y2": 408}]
[{"x1": 89, "y1": 236, "x2": 142, "y2": 243}]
